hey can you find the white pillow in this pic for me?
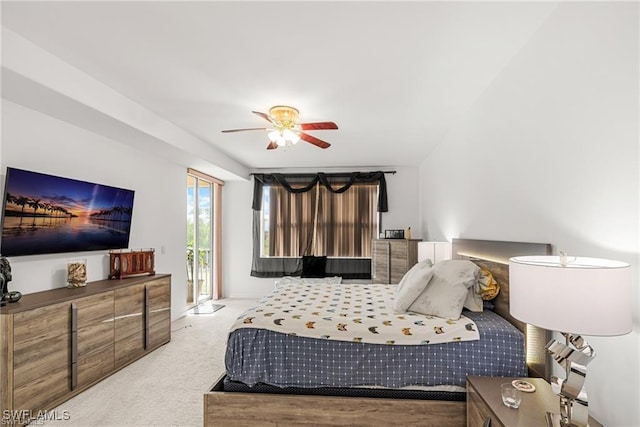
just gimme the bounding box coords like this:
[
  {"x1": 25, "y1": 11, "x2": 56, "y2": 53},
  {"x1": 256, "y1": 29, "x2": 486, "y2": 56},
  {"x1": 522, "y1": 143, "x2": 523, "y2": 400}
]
[
  {"x1": 396, "y1": 258, "x2": 433, "y2": 292},
  {"x1": 408, "y1": 260, "x2": 480, "y2": 319},
  {"x1": 463, "y1": 278, "x2": 484, "y2": 312},
  {"x1": 392, "y1": 260, "x2": 434, "y2": 313},
  {"x1": 436, "y1": 260, "x2": 482, "y2": 312}
]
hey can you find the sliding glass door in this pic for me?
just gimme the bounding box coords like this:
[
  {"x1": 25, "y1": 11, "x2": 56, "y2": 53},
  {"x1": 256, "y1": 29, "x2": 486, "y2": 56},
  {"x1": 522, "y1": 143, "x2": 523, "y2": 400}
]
[{"x1": 187, "y1": 170, "x2": 223, "y2": 307}]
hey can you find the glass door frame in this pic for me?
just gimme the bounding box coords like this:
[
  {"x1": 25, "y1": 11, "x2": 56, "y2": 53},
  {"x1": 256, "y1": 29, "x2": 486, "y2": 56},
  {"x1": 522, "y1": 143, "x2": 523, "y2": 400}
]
[{"x1": 187, "y1": 169, "x2": 223, "y2": 307}]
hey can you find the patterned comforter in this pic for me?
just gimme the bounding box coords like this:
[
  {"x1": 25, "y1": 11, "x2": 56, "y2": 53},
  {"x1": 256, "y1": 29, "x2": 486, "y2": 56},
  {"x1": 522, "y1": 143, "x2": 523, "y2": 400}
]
[
  {"x1": 225, "y1": 311, "x2": 526, "y2": 389},
  {"x1": 229, "y1": 283, "x2": 480, "y2": 346}
]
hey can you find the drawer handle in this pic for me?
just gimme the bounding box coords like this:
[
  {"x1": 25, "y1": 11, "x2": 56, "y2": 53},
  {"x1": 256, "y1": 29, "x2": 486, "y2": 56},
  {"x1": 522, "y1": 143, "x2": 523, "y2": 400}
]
[
  {"x1": 483, "y1": 417, "x2": 491, "y2": 427},
  {"x1": 70, "y1": 303, "x2": 78, "y2": 390},
  {"x1": 144, "y1": 285, "x2": 150, "y2": 350}
]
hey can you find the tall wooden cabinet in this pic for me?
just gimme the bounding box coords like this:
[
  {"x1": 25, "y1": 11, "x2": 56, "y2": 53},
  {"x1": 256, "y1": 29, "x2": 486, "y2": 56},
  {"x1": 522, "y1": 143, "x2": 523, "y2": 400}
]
[
  {"x1": 0, "y1": 274, "x2": 171, "y2": 425},
  {"x1": 372, "y1": 239, "x2": 421, "y2": 284}
]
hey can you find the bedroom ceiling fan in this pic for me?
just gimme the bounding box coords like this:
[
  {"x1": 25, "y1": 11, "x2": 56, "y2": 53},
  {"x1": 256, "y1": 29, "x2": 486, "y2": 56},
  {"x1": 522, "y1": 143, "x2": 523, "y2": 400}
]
[{"x1": 221, "y1": 105, "x2": 338, "y2": 150}]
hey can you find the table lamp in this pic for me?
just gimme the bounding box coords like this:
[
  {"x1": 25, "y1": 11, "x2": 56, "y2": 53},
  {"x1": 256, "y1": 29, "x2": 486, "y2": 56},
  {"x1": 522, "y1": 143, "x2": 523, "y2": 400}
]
[{"x1": 509, "y1": 254, "x2": 631, "y2": 427}]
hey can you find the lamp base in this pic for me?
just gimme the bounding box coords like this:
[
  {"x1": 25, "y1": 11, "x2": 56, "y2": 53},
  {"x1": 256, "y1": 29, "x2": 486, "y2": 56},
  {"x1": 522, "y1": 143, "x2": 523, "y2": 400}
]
[{"x1": 545, "y1": 412, "x2": 592, "y2": 427}]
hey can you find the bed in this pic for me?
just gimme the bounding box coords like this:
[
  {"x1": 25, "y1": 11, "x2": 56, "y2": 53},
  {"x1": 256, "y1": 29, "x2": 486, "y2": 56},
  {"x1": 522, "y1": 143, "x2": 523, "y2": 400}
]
[{"x1": 204, "y1": 238, "x2": 552, "y2": 426}]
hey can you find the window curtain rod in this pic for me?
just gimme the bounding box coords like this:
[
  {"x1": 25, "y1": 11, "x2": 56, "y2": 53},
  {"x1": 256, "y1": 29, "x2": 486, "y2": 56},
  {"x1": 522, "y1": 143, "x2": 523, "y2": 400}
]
[{"x1": 249, "y1": 171, "x2": 396, "y2": 176}]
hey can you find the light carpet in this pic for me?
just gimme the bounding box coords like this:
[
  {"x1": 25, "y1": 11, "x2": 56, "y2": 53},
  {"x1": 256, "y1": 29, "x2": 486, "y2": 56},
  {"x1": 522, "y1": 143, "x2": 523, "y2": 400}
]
[{"x1": 41, "y1": 298, "x2": 256, "y2": 427}]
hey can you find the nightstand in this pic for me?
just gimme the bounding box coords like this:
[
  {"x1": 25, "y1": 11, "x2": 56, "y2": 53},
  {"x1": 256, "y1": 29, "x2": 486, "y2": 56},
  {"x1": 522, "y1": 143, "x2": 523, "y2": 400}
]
[{"x1": 466, "y1": 376, "x2": 603, "y2": 427}]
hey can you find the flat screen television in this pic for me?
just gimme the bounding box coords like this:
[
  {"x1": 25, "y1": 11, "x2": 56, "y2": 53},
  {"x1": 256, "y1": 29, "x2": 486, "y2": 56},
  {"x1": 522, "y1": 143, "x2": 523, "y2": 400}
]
[{"x1": 1, "y1": 167, "x2": 135, "y2": 257}]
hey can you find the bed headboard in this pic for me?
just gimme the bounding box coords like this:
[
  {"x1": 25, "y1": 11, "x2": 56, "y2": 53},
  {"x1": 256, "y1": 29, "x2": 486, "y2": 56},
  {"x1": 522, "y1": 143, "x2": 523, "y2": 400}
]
[{"x1": 451, "y1": 238, "x2": 552, "y2": 380}]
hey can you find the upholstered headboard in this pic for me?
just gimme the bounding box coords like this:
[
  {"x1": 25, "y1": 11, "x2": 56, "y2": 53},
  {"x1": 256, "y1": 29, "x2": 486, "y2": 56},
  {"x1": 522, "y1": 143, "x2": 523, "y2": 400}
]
[{"x1": 451, "y1": 238, "x2": 552, "y2": 380}]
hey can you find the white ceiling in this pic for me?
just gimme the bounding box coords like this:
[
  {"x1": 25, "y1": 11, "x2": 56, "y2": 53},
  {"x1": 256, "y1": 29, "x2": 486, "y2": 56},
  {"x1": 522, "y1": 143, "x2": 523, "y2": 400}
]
[{"x1": 1, "y1": 1, "x2": 558, "y2": 173}]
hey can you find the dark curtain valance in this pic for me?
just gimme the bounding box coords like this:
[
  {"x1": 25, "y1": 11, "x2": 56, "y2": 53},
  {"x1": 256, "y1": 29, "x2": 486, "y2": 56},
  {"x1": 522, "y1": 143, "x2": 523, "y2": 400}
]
[{"x1": 252, "y1": 172, "x2": 388, "y2": 212}]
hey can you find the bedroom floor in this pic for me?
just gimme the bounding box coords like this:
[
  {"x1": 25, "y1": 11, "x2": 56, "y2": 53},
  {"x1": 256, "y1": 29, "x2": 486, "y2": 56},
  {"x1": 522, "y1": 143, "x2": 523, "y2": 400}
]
[{"x1": 41, "y1": 298, "x2": 257, "y2": 427}]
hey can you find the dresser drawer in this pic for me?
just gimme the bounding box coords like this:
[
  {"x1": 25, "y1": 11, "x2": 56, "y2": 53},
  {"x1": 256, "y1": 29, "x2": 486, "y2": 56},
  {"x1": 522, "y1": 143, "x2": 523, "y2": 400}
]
[{"x1": 13, "y1": 300, "x2": 71, "y2": 344}]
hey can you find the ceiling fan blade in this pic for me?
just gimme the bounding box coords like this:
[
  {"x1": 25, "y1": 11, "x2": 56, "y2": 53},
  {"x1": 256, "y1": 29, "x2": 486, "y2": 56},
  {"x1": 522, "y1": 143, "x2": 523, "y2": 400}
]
[
  {"x1": 299, "y1": 132, "x2": 331, "y2": 149},
  {"x1": 299, "y1": 122, "x2": 339, "y2": 131},
  {"x1": 221, "y1": 127, "x2": 267, "y2": 133},
  {"x1": 266, "y1": 141, "x2": 278, "y2": 150},
  {"x1": 252, "y1": 111, "x2": 273, "y2": 123}
]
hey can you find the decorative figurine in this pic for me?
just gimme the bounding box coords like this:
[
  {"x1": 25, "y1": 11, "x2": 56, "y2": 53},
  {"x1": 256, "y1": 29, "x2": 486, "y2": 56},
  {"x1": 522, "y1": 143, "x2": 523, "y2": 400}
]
[{"x1": 0, "y1": 256, "x2": 21, "y2": 305}]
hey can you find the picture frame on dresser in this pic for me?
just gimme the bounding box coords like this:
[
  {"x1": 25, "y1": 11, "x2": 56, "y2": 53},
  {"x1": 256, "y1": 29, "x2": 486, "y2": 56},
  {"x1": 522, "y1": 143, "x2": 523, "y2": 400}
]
[{"x1": 384, "y1": 229, "x2": 404, "y2": 239}]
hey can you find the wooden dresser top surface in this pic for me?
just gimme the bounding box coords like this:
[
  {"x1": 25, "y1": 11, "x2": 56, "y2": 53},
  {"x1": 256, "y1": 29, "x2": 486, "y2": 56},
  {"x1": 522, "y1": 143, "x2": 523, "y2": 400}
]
[{"x1": 0, "y1": 273, "x2": 170, "y2": 314}]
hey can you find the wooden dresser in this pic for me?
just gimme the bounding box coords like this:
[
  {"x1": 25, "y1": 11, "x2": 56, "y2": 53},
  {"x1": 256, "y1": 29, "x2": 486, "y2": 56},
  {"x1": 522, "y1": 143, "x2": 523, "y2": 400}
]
[
  {"x1": 0, "y1": 274, "x2": 171, "y2": 425},
  {"x1": 371, "y1": 239, "x2": 421, "y2": 284}
]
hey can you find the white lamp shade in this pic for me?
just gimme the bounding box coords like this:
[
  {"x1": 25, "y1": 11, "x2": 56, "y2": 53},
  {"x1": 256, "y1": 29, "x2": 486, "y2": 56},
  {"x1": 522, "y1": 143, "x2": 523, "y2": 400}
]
[{"x1": 509, "y1": 255, "x2": 631, "y2": 336}]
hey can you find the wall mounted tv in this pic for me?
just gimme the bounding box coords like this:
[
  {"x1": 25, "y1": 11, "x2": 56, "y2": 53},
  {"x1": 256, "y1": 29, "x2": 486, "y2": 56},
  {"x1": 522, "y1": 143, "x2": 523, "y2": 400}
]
[{"x1": 1, "y1": 167, "x2": 135, "y2": 257}]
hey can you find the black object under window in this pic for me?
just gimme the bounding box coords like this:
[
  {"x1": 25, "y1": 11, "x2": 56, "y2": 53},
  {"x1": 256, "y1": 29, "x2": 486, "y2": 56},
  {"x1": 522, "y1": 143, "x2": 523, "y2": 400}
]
[{"x1": 301, "y1": 256, "x2": 327, "y2": 278}]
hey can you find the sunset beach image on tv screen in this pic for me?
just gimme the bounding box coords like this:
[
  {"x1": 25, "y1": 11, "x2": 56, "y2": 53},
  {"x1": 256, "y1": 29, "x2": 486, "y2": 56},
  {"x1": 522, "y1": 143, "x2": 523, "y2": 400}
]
[{"x1": 1, "y1": 167, "x2": 135, "y2": 257}]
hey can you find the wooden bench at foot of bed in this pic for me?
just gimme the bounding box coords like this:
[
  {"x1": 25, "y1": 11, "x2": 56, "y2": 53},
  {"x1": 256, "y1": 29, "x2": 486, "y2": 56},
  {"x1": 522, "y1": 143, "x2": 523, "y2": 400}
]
[{"x1": 203, "y1": 374, "x2": 465, "y2": 427}]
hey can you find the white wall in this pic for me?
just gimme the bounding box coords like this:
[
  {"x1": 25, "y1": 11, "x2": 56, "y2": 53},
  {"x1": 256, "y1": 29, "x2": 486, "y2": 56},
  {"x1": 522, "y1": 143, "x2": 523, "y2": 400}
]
[
  {"x1": 1, "y1": 100, "x2": 189, "y2": 320},
  {"x1": 223, "y1": 166, "x2": 420, "y2": 298},
  {"x1": 418, "y1": 3, "x2": 638, "y2": 425},
  {"x1": 2, "y1": 28, "x2": 248, "y2": 182}
]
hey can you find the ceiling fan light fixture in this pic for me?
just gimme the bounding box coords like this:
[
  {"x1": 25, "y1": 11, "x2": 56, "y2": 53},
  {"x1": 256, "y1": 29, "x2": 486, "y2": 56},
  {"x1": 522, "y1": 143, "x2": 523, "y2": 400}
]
[
  {"x1": 268, "y1": 130, "x2": 280, "y2": 142},
  {"x1": 269, "y1": 128, "x2": 300, "y2": 147},
  {"x1": 282, "y1": 128, "x2": 300, "y2": 144},
  {"x1": 269, "y1": 105, "x2": 299, "y2": 127}
]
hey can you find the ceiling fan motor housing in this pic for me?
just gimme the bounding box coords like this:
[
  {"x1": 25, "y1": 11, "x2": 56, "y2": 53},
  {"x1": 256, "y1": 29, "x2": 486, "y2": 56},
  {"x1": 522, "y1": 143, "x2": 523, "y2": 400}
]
[{"x1": 269, "y1": 105, "x2": 299, "y2": 128}]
